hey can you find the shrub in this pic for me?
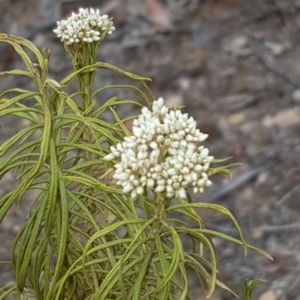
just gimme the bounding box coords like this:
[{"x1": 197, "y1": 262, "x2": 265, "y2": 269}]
[{"x1": 0, "y1": 8, "x2": 271, "y2": 300}]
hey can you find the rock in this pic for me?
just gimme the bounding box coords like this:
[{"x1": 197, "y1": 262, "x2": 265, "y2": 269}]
[
  {"x1": 228, "y1": 112, "x2": 245, "y2": 125},
  {"x1": 262, "y1": 109, "x2": 299, "y2": 128},
  {"x1": 256, "y1": 171, "x2": 269, "y2": 185},
  {"x1": 292, "y1": 89, "x2": 300, "y2": 103},
  {"x1": 259, "y1": 289, "x2": 287, "y2": 300},
  {"x1": 177, "y1": 77, "x2": 191, "y2": 90},
  {"x1": 259, "y1": 290, "x2": 277, "y2": 300},
  {"x1": 144, "y1": 0, "x2": 172, "y2": 31},
  {"x1": 265, "y1": 41, "x2": 285, "y2": 56},
  {"x1": 165, "y1": 93, "x2": 183, "y2": 108},
  {"x1": 259, "y1": 288, "x2": 287, "y2": 300},
  {"x1": 223, "y1": 35, "x2": 252, "y2": 57},
  {"x1": 218, "y1": 116, "x2": 230, "y2": 131}
]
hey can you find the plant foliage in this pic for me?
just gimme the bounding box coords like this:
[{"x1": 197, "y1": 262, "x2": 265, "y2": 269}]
[{"x1": 0, "y1": 14, "x2": 271, "y2": 300}]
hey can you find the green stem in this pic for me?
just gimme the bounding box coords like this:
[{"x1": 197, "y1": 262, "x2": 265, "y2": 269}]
[{"x1": 74, "y1": 46, "x2": 98, "y2": 218}]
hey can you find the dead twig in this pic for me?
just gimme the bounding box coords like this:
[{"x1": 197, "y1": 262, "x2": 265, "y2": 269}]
[
  {"x1": 275, "y1": 184, "x2": 300, "y2": 207},
  {"x1": 208, "y1": 222, "x2": 300, "y2": 236},
  {"x1": 245, "y1": 28, "x2": 300, "y2": 89},
  {"x1": 208, "y1": 169, "x2": 261, "y2": 202}
]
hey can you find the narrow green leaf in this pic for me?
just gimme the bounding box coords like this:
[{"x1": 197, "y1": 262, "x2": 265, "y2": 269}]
[
  {"x1": 155, "y1": 235, "x2": 171, "y2": 300},
  {"x1": 95, "y1": 236, "x2": 153, "y2": 300},
  {"x1": 83, "y1": 100, "x2": 96, "y2": 116},
  {"x1": 242, "y1": 279, "x2": 265, "y2": 300},
  {"x1": 0, "y1": 91, "x2": 40, "y2": 110},
  {"x1": 0, "y1": 36, "x2": 34, "y2": 73},
  {"x1": 61, "y1": 174, "x2": 123, "y2": 194},
  {"x1": 47, "y1": 170, "x2": 69, "y2": 300},
  {"x1": 109, "y1": 107, "x2": 131, "y2": 136},
  {"x1": 67, "y1": 191, "x2": 100, "y2": 230},
  {"x1": 168, "y1": 203, "x2": 248, "y2": 255},
  {"x1": 0, "y1": 283, "x2": 17, "y2": 299},
  {"x1": 178, "y1": 262, "x2": 189, "y2": 300},
  {"x1": 44, "y1": 78, "x2": 63, "y2": 90},
  {"x1": 55, "y1": 220, "x2": 153, "y2": 300},
  {"x1": 32, "y1": 238, "x2": 47, "y2": 300},
  {"x1": 0, "y1": 139, "x2": 41, "y2": 174},
  {"x1": 0, "y1": 124, "x2": 40, "y2": 155},
  {"x1": 0, "y1": 69, "x2": 33, "y2": 78},
  {"x1": 60, "y1": 62, "x2": 151, "y2": 86},
  {"x1": 0, "y1": 34, "x2": 44, "y2": 66},
  {"x1": 191, "y1": 228, "x2": 272, "y2": 260},
  {"x1": 17, "y1": 188, "x2": 48, "y2": 290},
  {"x1": 44, "y1": 140, "x2": 58, "y2": 240},
  {"x1": 144, "y1": 226, "x2": 182, "y2": 297},
  {"x1": 131, "y1": 252, "x2": 152, "y2": 300},
  {"x1": 92, "y1": 84, "x2": 151, "y2": 107}
]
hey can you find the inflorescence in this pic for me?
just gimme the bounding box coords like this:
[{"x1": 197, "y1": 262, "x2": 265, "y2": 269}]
[
  {"x1": 53, "y1": 8, "x2": 115, "y2": 45},
  {"x1": 104, "y1": 98, "x2": 214, "y2": 199}
]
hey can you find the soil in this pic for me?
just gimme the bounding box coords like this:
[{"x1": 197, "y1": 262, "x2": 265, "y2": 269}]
[{"x1": 1, "y1": 0, "x2": 300, "y2": 299}]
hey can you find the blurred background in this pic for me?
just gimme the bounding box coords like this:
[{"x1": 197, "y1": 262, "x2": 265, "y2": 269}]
[{"x1": 1, "y1": 0, "x2": 300, "y2": 299}]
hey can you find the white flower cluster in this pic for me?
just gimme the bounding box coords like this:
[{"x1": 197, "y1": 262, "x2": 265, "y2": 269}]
[
  {"x1": 53, "y1": 8, "x2": 115, "y2": 45},
  {"x1": 104, "y1": 98, "x2": 214, "y2": 199}
]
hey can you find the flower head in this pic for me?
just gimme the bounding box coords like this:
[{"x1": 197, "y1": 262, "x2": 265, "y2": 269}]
[
  {"x1": 53, "y1": 8, "x2": 115, "y2": 45},
  {"x1": 104, "y1": 98, "x2": 214, "y2": 199}
]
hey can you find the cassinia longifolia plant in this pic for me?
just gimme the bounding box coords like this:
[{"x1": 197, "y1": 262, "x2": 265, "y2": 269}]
[{"x1": 0, "y1": 8, "x2": 271, "y2": 300}]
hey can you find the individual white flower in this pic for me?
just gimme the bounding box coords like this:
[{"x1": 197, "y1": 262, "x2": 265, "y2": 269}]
[
  {"x1": 53, "y1": 8, "x2": 115, "y2": 45},
  {"x1": 104, "y1": 98, "x2": 214, "y2": 199}
]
